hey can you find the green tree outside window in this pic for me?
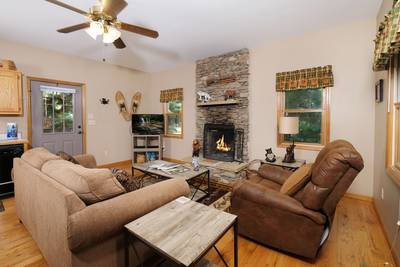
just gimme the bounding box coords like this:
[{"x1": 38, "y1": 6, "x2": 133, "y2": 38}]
[
  {"x1": 165, "y1": 100, "x2": 183, "y2": 138},
  {"x1": 278, "y1": 88, "x2": 329, "y2": 149}
]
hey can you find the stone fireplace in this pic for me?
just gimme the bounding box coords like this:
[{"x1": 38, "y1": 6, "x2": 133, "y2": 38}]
[
  {"x1": 191, "y1": 48, "x2": 249, "y2": 186},
  {"x1": 196, "y1": 48, "x2": 249, "y2": 162},
  {"x1": 203, "y1": 123, "x2": 235, "y2": 162}
]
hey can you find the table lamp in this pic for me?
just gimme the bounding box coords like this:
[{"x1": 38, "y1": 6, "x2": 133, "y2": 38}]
[{"x1": 279, "y1": 116, "x2": 299, "y2": 163}]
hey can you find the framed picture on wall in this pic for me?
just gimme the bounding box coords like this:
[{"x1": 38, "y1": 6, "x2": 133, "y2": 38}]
[{"x1": 375, "y1": 79, "x2": 384, "y2": 103}]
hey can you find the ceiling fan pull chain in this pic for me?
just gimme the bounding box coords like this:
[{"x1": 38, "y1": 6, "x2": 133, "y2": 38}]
[{"x1": 102, "y1": 43, "x2": 106, "y2": 62}]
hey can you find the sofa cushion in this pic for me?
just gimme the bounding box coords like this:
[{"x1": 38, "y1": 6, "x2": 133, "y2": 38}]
[
  {"x1": 42, "y1": 160, "x2": 126, "y2": 205},
  {"x1": 280, "y1": 164, "x2": 312, "y2": 196},
  {"x1": 21, "y1": 147, "x2": 60, "y2": 169}
]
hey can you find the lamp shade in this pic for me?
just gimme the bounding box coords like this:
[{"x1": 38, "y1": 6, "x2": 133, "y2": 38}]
[{"x1": 279, "y1": 116, "x2": 299, "y2": 135}]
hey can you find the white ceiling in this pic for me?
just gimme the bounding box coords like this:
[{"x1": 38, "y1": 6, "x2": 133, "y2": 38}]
[{"x1": 0, "y1": 0, "x2": 382, "y2": 72}]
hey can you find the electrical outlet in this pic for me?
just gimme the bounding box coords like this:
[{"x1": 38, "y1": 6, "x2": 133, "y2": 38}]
[
  {"x1": 381, "y1": 188, "x2": 385, "y2": 200},
  {"x1": 104, "y1": 150, "x2": 108, "y2": 157}
]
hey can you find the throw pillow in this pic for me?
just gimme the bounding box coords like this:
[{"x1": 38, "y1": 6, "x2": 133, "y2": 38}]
[
  {"x1": 280, "y1": 164, "x2": 313, "y2": 196},
  {"x1": 42, "y1": 160, "x2": 126, "y2": 205},
  {"x1": 111, "y1": 168, "x2": 142, "y2": 192},
  {"x1": 57, "y1": 151, "x2": 79, "y2": 165}
]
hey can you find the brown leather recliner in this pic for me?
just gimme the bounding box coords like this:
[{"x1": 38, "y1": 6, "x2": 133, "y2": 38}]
[{"x1": 231, "y1": 140, "x2": 364, "y2": 259}]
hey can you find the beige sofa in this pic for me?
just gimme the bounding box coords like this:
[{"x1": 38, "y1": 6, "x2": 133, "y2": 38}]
[{"x1": 13, "y1": 148, "x2": 190, "y2": 267}]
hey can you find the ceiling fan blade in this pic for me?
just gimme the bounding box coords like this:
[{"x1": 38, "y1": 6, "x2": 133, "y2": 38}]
[
  {"x1": 57, "y1": 22, "x2": 90, "y2": 33},
  {"x1": 113, "y1": 38, "x2": 126, "y2": 49},
  {"x1": 45, "y1": 0, "x2": 88, "y2": 16},
  {"x1": 102, "y1": 0, "x2": 128, "y2": 17},
  {"x1": 120, "y1": 22, "x2": 159, "y2": 38}
]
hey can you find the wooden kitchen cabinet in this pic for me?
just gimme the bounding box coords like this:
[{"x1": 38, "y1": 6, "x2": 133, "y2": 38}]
[{"x1": 0, "y1": 69, "x2": 23, "y2": 115}]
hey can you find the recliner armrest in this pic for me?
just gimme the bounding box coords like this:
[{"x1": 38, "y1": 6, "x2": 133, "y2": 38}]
[
  {"x1": 232, "y1": 181, "x2": 326, "y2": 225},
  {"x1": 67, "y1": 178, "x2": 190, "y2": 252},
  {"x1": 257, "y1": 164, "x2": 292, "y2": 184}
]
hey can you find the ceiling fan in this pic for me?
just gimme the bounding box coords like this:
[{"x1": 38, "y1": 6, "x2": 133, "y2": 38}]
[{"x1": 45, "y1": 0, "x2": 159, "y2": 49}]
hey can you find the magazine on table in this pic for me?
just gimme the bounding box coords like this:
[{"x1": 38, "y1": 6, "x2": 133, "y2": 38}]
[
  {"x1": 148, "y1": 160, "x2": 190, "y2": 174},
  {"x1": 163, "y1": 165, "x2": 191, "y2": 175},
  {"x1": 148, "y1": 161, "x2": 181, "y2": 170}
]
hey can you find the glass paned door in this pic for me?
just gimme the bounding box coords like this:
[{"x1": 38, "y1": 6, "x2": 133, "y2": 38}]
[{"x1": 31, "y1": 81, "x2": 83, "y2": 155}]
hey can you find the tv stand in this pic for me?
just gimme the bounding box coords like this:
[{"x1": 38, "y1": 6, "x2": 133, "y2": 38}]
[{"x1": 132, "y1": 134, "x2": 163, "y2": 165}]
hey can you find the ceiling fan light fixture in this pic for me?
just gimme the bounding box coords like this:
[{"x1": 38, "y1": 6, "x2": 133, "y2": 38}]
[
  {"x1": 85, "y1": 28, "x2": 98, "y2": 40},
  {"x1": 85, "y1": 21, "x2": 104, "y2": 40},
  {"x1": 103, "y1": 26, "x2": 121, "y2": 43}
]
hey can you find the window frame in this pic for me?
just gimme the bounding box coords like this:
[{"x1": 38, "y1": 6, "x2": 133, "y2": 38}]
[
  {"x1": 386, "y1": 56, "x2": 400, "y2": 187},
  {"x1": 163, "y1": 100, "x2": 184, "y2": 139},
  {"x1": 277, "y1": 88, "x2": 331, "y2": 151}
]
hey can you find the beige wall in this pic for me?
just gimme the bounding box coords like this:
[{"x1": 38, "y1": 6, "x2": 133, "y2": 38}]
[
  {"x1": 149, "y1": 19, "x2": 376, "y2": 197},
  {"x1": 373, "y1": 0, "x2": 400, "y2": 263},
  {"x1": 149, "y1": 64, "x2": 196, "y2": 160},
  {"x1": 250, "y1": 19, "x2": 376, "y2": 196},
  {"x1": 0, "y1": 39, "x2": 151, "y2": 164}
]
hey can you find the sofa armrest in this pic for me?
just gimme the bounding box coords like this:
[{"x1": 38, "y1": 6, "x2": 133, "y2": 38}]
[
  {"x1": 67, "y1": 178, "x2": 190, "y2": 252},
  {"x1": 232, "y1": 181, "x2": 325, "y2": 225},
  {"x1": 257, "y1": 164, "x2": 292, "y2": 185},
  {"x1": 74, "y1": 154, "x2": 97, "y2": 168}
]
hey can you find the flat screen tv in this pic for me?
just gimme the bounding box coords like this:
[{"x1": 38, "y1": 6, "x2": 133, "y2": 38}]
[{"x1": 132, "y1": 114, "x2": 164, "y2": 135}]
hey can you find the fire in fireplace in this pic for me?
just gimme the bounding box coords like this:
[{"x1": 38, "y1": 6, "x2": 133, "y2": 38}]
[
  {"x1": 203, "y1": 123, "x2": 235, "y2": 162},
  {"x1": 216, "y1": 135, "x2": 231, "y2": 152}
]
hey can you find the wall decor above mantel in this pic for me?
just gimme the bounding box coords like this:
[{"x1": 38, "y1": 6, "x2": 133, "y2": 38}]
[{"x1": 200, "y1": 73, "x2": 237, "y2": 87}]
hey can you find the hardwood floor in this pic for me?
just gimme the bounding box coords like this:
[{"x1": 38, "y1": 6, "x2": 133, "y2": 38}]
[{"x1": 0, "y1": 163, "x2": 396, "y2": 266}]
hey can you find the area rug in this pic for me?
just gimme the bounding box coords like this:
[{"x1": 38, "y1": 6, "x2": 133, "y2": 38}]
[
  {"x1": 0, "y1": 200, "x2": 4, "y2": 212},
  {"x1": 140, "y1": 176, "x2": 231, "y2": 211},
  {"x1": 198, "y1": 189, "x2": 231, "y2": 212}
]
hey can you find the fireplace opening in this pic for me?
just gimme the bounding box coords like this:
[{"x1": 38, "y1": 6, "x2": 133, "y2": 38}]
[{"x1": 203, "y1": 123, "x2": 235, "y2": 162}]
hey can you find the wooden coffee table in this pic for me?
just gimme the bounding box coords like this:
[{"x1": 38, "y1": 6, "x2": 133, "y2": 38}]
[
  {"x1": 125, "y1": 197, "x2": 238, "y2": 267},
  {"x1": 132, "y1": 160, "x2": 210, "y2": 201}
]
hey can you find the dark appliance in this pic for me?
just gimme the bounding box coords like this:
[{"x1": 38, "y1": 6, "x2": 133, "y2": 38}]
[
  {"x1": 132, "y1": 114, "x2": 165, "y2": 135},
  {"x1": 0, "y1": 144, "x2": 24, "y2": 196},
  {"x1": 203, "y1": 123, "x2": 235, "y2": 162}
]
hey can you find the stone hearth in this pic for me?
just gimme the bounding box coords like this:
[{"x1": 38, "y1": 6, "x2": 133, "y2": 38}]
[{"x1": 183, "y1": 156, "x2": 248, "y2": 187}]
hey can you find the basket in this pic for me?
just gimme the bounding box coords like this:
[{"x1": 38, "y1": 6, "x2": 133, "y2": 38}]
[{"x1": 0, "y1": 59, "x2": 17, "y2": 71}]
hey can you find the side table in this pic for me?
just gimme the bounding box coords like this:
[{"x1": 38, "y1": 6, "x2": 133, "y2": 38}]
[{"x1": 261, "y1": 157, "x2": 306, "y2": 171}]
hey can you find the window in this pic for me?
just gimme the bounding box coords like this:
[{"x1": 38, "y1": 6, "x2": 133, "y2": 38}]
[
  {"x1": 164, "y1": 100, "x2": 183, "y2": 138},
  {"x1": 277, "y1": 88, "x2": 330, "y2": 150},
  {"x1": 42, "y1": 91, "x2": 74, "y2": 134},
  {"x1": 386, "y1": 56, "x2": 400, "y2": 185}
]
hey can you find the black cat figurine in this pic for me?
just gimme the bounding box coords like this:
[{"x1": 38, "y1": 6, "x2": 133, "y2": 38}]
[{"x1": 265, "y1": 148, "x2": 276, "y2": 162}]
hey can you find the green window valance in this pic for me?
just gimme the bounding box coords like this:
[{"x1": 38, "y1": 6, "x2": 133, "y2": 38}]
[
  {"x1": 373, "y1": 1, "x2": 400, "y2": 71},
  {"x1": 276, "y1": 65, "x2": 334, "y2": 91},
  {"x1": 160, "y1": 88, "x2": 183, "y2": 103}
]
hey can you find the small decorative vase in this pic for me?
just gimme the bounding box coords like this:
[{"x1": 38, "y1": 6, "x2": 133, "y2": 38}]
[{"x1": 192, "y1": 156, "x2": 200, "y2": 171}]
